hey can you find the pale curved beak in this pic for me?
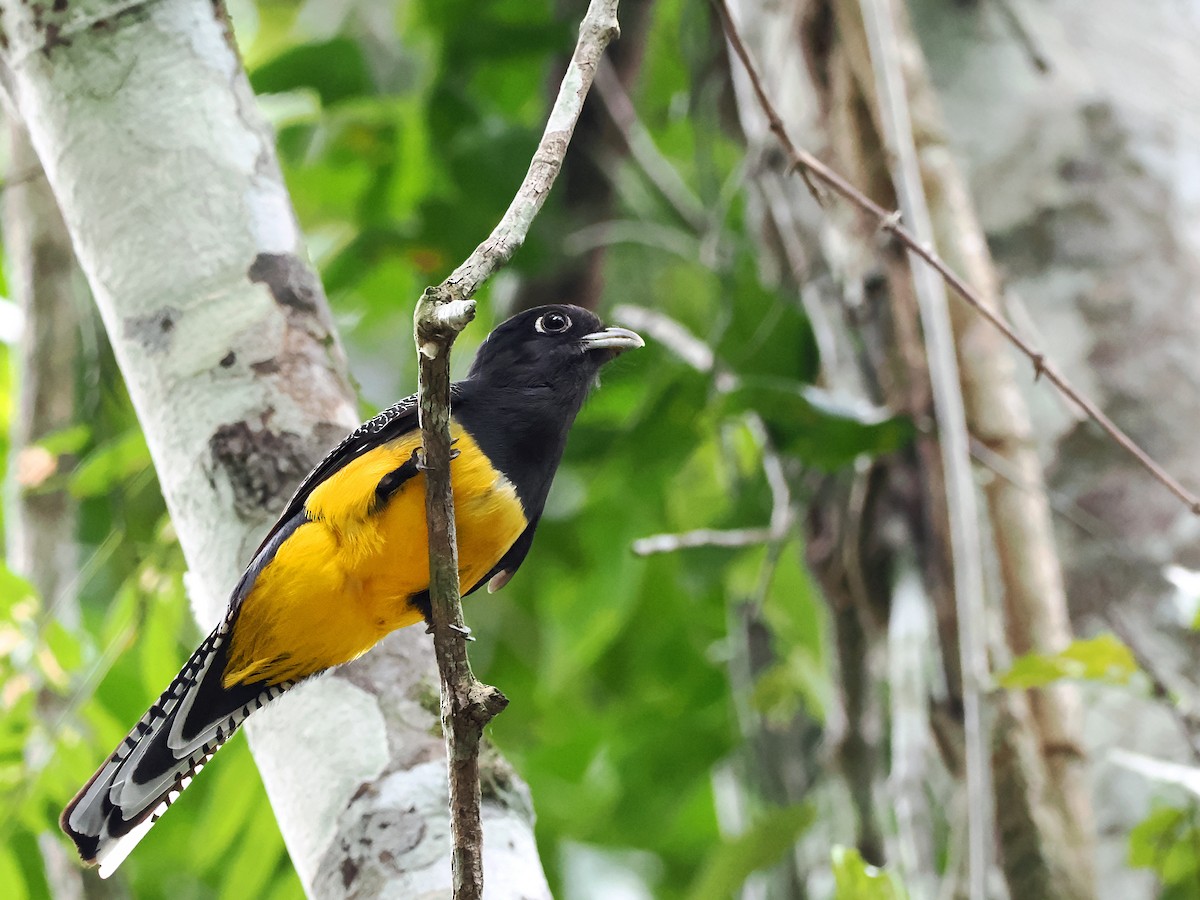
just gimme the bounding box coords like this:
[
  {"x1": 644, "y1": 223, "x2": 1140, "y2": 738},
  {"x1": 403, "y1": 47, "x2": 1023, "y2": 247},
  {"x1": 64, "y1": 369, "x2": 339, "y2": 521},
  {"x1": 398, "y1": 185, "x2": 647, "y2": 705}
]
[{"x1": 580, "y1": 326, "x2": 645, "y2": 354}]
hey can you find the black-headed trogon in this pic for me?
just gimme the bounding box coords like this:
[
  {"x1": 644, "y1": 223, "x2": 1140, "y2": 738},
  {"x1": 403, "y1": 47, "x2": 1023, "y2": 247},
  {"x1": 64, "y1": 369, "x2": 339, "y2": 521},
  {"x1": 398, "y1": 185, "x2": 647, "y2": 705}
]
[{"x1": 60, "y1": 304, "x2": 643, "y2": 875}]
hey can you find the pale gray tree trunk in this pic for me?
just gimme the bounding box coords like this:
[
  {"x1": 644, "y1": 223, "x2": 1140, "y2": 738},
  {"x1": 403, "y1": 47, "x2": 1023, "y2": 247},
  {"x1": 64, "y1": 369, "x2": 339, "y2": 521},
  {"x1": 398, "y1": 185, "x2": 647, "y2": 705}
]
[
  {"x1": 0, "y1": 1, "x2": 550, "y2": 895},
  {"x1": 3, "y1": 121, "x2": 82, "y2": 625},
  {"x1": 3, "y1": 119, "x2": 89, "y2": 900}
]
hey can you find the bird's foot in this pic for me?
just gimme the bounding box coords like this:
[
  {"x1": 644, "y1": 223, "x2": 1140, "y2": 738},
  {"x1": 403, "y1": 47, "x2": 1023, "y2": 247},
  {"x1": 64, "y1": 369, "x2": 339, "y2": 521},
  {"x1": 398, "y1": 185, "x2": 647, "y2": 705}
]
[
  {"x1": 412, "y1": 440, "x2": 459, "y2": 471},
  {"x1": 423, "y1": 621, "x2": 475, "y2": 641}
]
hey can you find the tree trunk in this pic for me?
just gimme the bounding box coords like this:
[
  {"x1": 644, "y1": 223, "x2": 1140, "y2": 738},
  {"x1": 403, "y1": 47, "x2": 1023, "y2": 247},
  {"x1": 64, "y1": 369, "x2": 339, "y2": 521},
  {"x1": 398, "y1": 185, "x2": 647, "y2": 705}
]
[
  {"x1": 3, "y1": 117, "x2": 89, "y2": 900},
  {"x1": 0, "y1": 1, "x2": 550, "y2": 894},
  {"x1": 3, "y1": 120, "x2": 82, "y2": 625}
]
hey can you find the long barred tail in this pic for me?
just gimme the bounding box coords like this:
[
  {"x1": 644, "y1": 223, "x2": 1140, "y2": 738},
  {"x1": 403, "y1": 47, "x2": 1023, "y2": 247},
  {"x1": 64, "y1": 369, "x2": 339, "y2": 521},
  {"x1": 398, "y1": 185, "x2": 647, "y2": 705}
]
[{"x1": 60, "y1": 623, "x2": 293, "y2": 877}]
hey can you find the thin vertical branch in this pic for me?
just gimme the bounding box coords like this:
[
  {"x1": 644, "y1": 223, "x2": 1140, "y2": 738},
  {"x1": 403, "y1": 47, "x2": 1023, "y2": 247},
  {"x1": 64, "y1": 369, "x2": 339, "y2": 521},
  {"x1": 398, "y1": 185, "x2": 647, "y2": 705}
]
[
  {"x1": 593, "y1": 59, "x2": 709, "y2": 234},
  {"x1": 855, "y1": 2, "x2": 992, "y2": 895},
  {"x1": 887, "y1": 566, "x2": 938, "y2": 897},
  {"x1": 851, "y1": 0, "x2": 1095, "y2": 889},
  {"x1": 413, "y1": 2, "x2": 621, "y2": 897}
]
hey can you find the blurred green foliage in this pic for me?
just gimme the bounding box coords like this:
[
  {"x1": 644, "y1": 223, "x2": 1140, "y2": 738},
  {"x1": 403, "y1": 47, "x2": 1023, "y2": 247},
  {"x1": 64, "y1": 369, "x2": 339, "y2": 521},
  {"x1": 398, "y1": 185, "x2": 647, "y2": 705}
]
[
  {"x1": 1129, "y1": 802, "x2": 1200, "y2": 900},
  {"x1": 0, "y1": 0, "x2": 923, "y2": 897},
  {"x1": 830, "y1": 847, "x2": 906, "y2": 900}
]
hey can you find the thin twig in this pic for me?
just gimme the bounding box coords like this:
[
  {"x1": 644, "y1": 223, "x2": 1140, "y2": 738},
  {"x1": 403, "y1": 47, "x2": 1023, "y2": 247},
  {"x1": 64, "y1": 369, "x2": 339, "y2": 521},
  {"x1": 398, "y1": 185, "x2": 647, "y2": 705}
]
[
  {"x1": 611, "y1": 303, "x2": 715, "y2": 372},
  {"x1": 633, "y1": 526, "x2": 774, "y2": 556},
  {"x1": 615, "y1": 304, "x2": 794, "y2": 559},
  {"x1": 593, "y1": 59, "x2": 710, "y2": 233},
  {"x1": 985, "y1": 0, "x2": 1052, "y2": 74},
  {"x1": 968, "y1": 436, "x2": 1107, "y2": 539},
  {"x1": 711, "y1": 0, "x2": 1200, "y2": 519},
  {"x1": 428, "y1": 3, "x2": 621, "y2": 309},
  {"x1": 413, "y1": 3, "x2": 621, "y2": 898},
  {"x1": 564, "y1": 219, "x2": 700, "y2": 260},
  {"x1": 854, "y1": 1, "x2": 992, "y2": 894},
  {"x1": 1105, "y1": 611, "x2": 1200, "y2": 763}
]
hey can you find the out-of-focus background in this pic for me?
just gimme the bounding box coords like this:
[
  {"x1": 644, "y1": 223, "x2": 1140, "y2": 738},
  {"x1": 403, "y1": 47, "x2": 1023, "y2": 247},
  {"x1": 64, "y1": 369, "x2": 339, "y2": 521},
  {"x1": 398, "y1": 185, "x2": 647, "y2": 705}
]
[{"x1": 4, "y1": 0, "x2": 1200, "y2": 897}]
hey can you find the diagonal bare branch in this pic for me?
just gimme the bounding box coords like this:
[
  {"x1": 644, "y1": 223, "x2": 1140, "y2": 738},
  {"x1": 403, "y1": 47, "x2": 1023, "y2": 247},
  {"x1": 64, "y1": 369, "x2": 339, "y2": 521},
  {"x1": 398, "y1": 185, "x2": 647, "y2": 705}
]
[
  {"x1": 711, "y1": 0, "x2": 1200, "y2": 519},
  {"x1": 412, "y1": 2, "x2": 622, "y2": 898}
]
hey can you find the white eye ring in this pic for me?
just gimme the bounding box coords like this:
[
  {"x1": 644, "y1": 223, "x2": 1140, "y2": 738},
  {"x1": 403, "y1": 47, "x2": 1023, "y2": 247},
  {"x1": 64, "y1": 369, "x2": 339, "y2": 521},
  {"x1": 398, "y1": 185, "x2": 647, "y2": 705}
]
[{"x1": 535, "y1": 312, "x2": 572, "y2": 334}]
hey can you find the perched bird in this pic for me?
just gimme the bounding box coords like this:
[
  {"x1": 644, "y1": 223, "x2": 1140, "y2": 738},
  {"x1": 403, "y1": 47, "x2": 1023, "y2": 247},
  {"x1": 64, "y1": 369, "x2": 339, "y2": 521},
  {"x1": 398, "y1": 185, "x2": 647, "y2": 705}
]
[{"x1": 61, "y1": 304, "x2": 643, "y2": 876}]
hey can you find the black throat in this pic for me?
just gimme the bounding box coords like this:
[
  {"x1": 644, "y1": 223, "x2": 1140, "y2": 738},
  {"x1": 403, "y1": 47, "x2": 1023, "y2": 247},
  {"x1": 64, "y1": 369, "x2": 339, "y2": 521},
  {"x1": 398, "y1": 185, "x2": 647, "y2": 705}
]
[{"x1": 453, "y1": 378, "x2": 589, "y2": 520}]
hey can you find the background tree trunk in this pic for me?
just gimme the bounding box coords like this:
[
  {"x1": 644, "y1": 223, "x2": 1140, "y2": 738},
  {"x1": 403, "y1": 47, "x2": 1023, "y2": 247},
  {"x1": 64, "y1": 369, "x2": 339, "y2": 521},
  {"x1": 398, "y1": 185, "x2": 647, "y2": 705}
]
[
  {"x1": 3, "y1": 121, "x2": 82, "y2": 626},
  {"x1": 913, "y1": 1, "x2": 1200, "y2": 895},
  {"x1": 3, "y1": 118, "x2": 89, "y2": 900},
  {"x1": 725, "y1": 0, "x2": 1094, "y2": 895},
  {"x1": 0, "y1": 1, "x2": 550, "y2": 894}
]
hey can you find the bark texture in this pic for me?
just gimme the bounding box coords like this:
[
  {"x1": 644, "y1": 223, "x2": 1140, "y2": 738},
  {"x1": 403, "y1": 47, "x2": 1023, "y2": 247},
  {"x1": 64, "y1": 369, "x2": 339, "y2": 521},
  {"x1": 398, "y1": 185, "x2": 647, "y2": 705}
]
[{"x1": 0, "y1": 1, "x2": 549, "y2": 894}]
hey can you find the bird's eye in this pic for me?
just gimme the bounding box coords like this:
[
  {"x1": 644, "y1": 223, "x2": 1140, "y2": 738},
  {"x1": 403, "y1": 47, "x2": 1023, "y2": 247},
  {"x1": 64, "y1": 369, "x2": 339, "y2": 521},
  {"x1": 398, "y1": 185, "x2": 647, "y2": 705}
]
[{"x1": 535, "y1": 312, "x2": 572, "y2": 334}]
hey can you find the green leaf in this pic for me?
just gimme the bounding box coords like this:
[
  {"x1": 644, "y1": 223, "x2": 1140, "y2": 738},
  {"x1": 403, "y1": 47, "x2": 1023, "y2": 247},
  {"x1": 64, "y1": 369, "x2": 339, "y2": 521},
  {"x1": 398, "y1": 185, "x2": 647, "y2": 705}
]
[
  {"x1": 139, "y1": 577, "x2": 188, "y2": 695},
  {"x1": 685, "y1": 806, "x2": 814, "y2": 900},
  {"x1": 832, "y1": 846, "x2": 907, "y2": 899},
  {"x1": 1162, "y1": 828, "x2": 1200, "y2": 885},
  {"x1": 716, "y1": 378, "x2": 913, "y2": 469},
  {"x1": 33, "y1": 422, "x2": 91, "y2": 456},
  {"x1": 69, "y1": 428, "x2": 150, "y2": 498},
  {"x1": 0, "y1": 841, "x2": 30, "y2": 900},
  {"x1": 251, "y1": 38, "x2": 375, "y2": 106},
  {"x1": 753, "y1": 651, "x2": 827, "y2": 726},
  {"x1": 41, "y1": 619, "x2": 83, "y2": 676},
  {"x1": 1130, "y1": 805, "x2": 1187, "y2": 868},
  {"x1": 997, "y1": 634, "x2": 1137, "y2": 688},
  {"x1": 1129, "y1": 802, "x2": 1200, "y2": 889},
  {"x1": 0, "y1": 564, "x2": 37, "y2": 618},
  {"x1": 219, "y1": 793, "x2": 292, "y2": 900}
]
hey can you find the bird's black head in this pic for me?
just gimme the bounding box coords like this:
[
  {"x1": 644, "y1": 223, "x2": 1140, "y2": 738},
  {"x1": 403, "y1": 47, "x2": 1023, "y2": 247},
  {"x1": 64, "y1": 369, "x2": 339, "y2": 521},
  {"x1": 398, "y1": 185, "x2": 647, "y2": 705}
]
[
  {"x1": 466, "y1": 304, "x2": 643, "y2": 393},
  {"x1": 457, "y1": 304, "x2": 643, "y2": 524}
]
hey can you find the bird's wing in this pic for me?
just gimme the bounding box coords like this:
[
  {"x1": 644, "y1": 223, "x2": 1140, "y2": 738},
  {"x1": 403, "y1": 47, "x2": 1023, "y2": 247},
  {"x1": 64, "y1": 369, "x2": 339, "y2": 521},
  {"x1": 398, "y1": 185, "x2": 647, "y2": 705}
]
[{"x1": 252, "y1": 392, "x2": 424, "y2": 555}]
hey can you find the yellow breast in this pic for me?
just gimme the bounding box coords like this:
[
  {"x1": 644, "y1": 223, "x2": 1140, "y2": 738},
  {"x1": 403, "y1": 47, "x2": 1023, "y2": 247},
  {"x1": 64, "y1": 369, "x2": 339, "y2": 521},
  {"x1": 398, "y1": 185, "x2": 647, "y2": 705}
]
[{"x1": 224, "y1": 423, "x2": 527, "y2": 686}]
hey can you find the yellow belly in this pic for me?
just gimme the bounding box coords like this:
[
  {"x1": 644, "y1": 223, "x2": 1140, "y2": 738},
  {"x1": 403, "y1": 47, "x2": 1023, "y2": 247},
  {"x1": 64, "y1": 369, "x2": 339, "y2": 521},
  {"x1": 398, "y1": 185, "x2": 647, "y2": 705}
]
[{"x1": 223, "y1": 424, "x2": 526, "y2": 686}]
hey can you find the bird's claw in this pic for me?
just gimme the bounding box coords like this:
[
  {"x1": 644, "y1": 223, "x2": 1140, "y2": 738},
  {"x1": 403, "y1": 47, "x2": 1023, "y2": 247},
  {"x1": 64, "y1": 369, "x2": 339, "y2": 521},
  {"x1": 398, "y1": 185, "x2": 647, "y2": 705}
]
[
  {"x1": 412, "y1": 440, "x2": 459, "y2": 471},
  {"x1": 423, "y1": 621, "x2": 475, "y2": 641}
]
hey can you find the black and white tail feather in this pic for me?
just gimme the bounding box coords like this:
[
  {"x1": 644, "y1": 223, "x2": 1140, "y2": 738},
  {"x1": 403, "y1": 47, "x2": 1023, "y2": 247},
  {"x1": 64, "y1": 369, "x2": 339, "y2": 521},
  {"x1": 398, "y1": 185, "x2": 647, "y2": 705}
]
[{"x1": 60, "y1": 617, "x2": 293, "y2": 877}]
